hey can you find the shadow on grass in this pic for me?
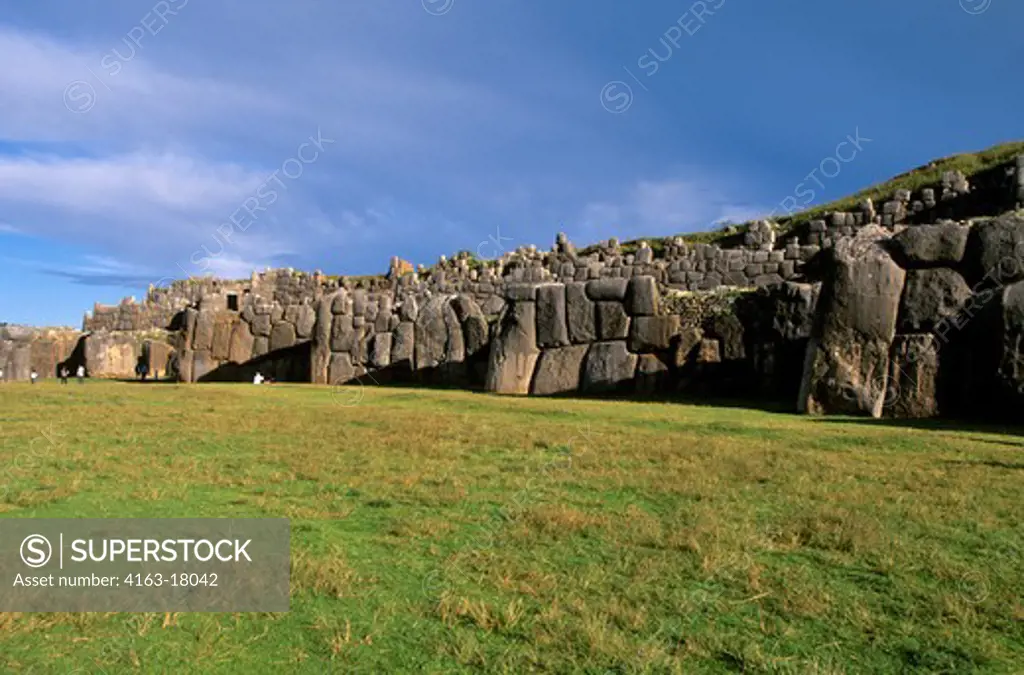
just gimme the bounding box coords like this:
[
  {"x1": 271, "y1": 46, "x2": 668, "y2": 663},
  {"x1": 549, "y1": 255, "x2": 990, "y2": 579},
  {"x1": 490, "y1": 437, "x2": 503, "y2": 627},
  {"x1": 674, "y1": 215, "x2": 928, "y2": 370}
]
[{"x1": 809, "y1": 416, "x2": 1024, "y2": 438}]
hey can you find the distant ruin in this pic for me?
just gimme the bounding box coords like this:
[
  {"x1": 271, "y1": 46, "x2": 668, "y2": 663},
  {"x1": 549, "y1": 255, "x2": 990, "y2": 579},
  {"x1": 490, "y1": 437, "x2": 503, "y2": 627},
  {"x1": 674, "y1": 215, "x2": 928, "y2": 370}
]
[{"x1": 3, "y1": 153, "x2": 1023, "y2": 421}]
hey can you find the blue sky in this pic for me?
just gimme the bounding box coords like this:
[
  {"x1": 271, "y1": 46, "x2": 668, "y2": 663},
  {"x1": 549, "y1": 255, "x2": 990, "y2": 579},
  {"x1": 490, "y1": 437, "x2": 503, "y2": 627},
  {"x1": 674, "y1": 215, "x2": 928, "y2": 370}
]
[{"x1": 0, "y1": 0, "x2": 1020, "y2": 326}]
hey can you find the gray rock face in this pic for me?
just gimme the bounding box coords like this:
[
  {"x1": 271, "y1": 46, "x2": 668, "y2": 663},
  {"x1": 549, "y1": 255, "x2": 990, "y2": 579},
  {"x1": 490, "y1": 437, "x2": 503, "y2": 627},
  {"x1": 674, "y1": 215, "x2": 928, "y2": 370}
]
[
  {"x1": 772, "y1": 282, "x2": 820, "y2": 341},
  {"x1": 398, "y1": 296, "x2": 418, "y2": 322},
  {"x1": 251, "y1": 314, "x2": 272, "y2": 337},
  {"x1": 581, "y1": 341, "x2": 637, "y2": 393},
  {"x1": 708, "y1": 314, "x2": 745, "y2": 361},
  {"x1": 998, "y1": 281, "x2": 1024, "y2": 401},
  {"x1": 892, "y1": 223, "x2": 969, "y2": 266},
  {"x1": 228, "y1": 322, "x2": 254, "y2": 363},
  {"x1": 193, "y1": 310, "x2": 215, "y2": 351},
  {"x1": 965, "y1": 212, "x2": 1024, "y2": 286},
  {"x1": 566, "y1": 282, "x2": 597, "y2": 344},
  {"x1": 530, "y1": 344, "x2": 588, "y2": 395},
  {"x1": 585, "y1": 278, "x2": 628, "y2": 301},
  {"x1": 625, "y1": 276, "x2": 659, "y2": 316},
  {"x1": 270, "y1": 322, "x2": 297, "y2": 352},
  {"x1": 212, "y1": 319, "x2": 232, "y2": 361},
  {"x1": 484, "y1": 300, "x2": 540, "y2": 394},
  {"x1": 331, "y1": 291, "x2": 350, "y2": 315},
  {"x1": 329, "y1": 352, "x2": 356, "y2": 384},
  {"x1": 178, "y1": 348, "x2": 194, "y2": 383},
  {"x1": 672, "y1": 326, "x2": 704, "y2": 367},
  {"x1": 886, "y1": 334, "x2": 939, "y2": 418},
  {"x1": 252, "y1": 337, "x2": 269, "y2": 359},
  {"x1": 899, "y1": 268, "x2": 972, "y2": 333},
  {"x1": 799, "y1": 225, "x2": 906, "y2": 417},
  {"x1": 628, "y1": 315, "x2": 680, "y2": 353},
  {"x1": 391, "y1": 322, "x2": 415, "y2": 366},
  {"x1": 536, "y1": 284, "x2": 570, "y2": 348},
  {"x1": 369, "y1": 333, "x2": 392, "y2": 368},
  {"x1": 506, "y1": 284, "x2": 538, "y2": 302},
  {"x1": 193, "y1": 350, "x2": 216, "y2": 380},
  {"x1": 296, "y1": 305, "x2": 316, "y2": 338},
  {"x1": 463, "y1": 315, "x2": 489, "y2": 357},
  {"x1": 331, "y1": 313, "x2": 357, "y2": 354},
  {"x1": 415, "y1": 296, "x2": 463, "y2": 370},
  {"x1": 312, "y1": 296, "x2": 333, "y2": 383},
  {"x1": 596, "y1": 302, "x2": 630, "y2": 340}
]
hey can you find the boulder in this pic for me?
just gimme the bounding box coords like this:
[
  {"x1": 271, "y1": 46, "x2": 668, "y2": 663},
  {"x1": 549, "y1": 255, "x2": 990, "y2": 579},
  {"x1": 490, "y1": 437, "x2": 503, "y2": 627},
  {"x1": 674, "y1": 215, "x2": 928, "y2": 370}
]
[
  {"x1": 369, "y1": 333, "x2": 392, "y2": 369},
  {"x1": 964, "y1": 212, "x2": 1024, "y2": 286},
  {"x1": 228, "y1": 322, "x2": 255, "y2": 363},
  {"x1": 536, "y1": 284, "x2": 570, "y2": 348},
  {"x1": 799, "y1": 225, "x2": 906, "y2": 417},
  {"x1": 707, "y1": 314, "x2": 745, "y2": 361},
  {"x1": 671, "y1": 326, "x2": 704, "y2": 368},
  {"x1": 331, "y1": 290, "x2": 351, "y2": 315},
  {"x1": 464, "y1": 315, "x2": 489, "y2": 358},
  {"x1": 596, "y1": 302, "x2": 630, "y2": 340},
  {"x1": 772, "y1": 282, "x2": 820, "y2": 341},
  {"x1": 899, "y1": 268, "x2": 972, "y2": 333},
  {"x1": 886, "y1": 334, "x2": 939, "y2": 418},
  {"x1": 178, "y1": 348, "x2": 194, "y2": 383},
  {"x1": 415, "y1": 296, "x2": 463, "y2": 370},
  {"x1": 270, "y1": 322, "x2": 297, "y2": 352},
  {"x1": 311, "y1": 295, "x2": 334, "y2": 384},
  {"x1": 252, "y1": 337, "x2": 269, "y2": 359},
  {"x1": 211, "y1": 318, "x2": 233, "y2": 361},
  {"x1": 251, "y1": 314, "x2": 272, "y2": 337},
  {"x1": 585, "y1": 278, "x2": 628, "y2": 301},
  {"x1": 566, "y1": 282, "x2": 597, "y2": 343},
  {"x1": 484, "y1": 300, "x2": 540, "y2": 394},
  {"x1": 530, "y1": 344, "x2": 588, "y2": 395},
  {"x1": 624, "y1": 276, "x2": 659, "y2": 316},
  {"x1": 891, "y1": 222, "x2": 969, "y2": 266},
  {"x1": 296, "y1": 305, "x2": 316, "y2": 338},
  {"x1": 329, "y1": 352, "x2": 357, "y2": 384},
  {"x1": 398, "y1": 296, "x2": 419, "y2": 322},
  {"x1": 998, "y1": 280, "x2": 1024, "y2": 404},
  {"x1": 391, "y1": 322, "x2": 415, "y2": 367},
  {"x1": 193, "y1": 310, "x2": 215, "y2": 351},
  {"x1": 628, "y1": 315, "x2": 680, "y2": 353},
  {"x1": 331, "y1": 315, "x2": 356, "y2": 353},
  {"x1": 581, "y1": 341, "x2": 638, "y2": 393}
]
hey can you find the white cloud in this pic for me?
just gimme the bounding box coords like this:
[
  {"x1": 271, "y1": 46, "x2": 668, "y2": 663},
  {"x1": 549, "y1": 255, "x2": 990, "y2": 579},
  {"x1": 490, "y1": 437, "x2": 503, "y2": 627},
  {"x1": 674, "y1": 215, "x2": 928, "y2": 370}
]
[{"x1": 578, "y1": 178, "x2": 772, "y2": 240}]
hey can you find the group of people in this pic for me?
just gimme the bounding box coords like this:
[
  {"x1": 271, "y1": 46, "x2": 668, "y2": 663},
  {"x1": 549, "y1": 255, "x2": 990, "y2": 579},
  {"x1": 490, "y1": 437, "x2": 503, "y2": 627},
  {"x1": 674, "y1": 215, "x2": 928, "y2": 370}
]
[{"x1": 57, "y1": 365, "x2": 87, "y2": 384}]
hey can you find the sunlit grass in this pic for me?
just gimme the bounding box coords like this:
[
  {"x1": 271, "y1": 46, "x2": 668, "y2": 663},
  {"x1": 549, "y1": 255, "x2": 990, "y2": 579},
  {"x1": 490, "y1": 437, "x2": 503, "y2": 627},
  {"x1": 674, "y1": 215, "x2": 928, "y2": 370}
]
[{"x1": 0, "y1": 381, "x2": 1021, "y2": 673}]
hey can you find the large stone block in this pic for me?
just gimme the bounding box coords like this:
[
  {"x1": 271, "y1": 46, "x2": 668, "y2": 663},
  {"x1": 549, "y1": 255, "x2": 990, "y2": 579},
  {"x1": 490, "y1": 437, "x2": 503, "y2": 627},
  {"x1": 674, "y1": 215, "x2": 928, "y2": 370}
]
[
  {"x1": 671, "y1": 326, "x2": 704, "y2": 368},
  {"x1": 886, "y1": 334, "x2": 939, "y2": 418},
  {"x1": 625, "y1": 276, "x2": 659, "y2": 316},
  {"x1": 228, "y1": 321, "x2": 255, "y2": 363},
  {"x1": 193, "y1": 310, "x2": 215, "y2": 351},
  {"x1": 251, "y1": 314, "x2": 272, "y2": 338},
  {"x1": 329, "y1": 352, "x2": 357, "y2": 384},
  {"x1": 596, "y1": 302, "x2": 629, "y2": 340},
  {"x1": 799, "y1": 226, "x2": 906, "y2": 417},
  {"x1": 536, "y1": 284, "x2": 570, "y2": 348},
  {"x1": 899, "y1": 268, "x2": 972, "y2": 333},
  {"x1": 331, "y1": 315, "x2": 356, "y2": 353},
  {"x1": 270, "y1": 322, "x2": 297, "y2": 352},
  {"x1": 964, "y1": 212, "x2": 1024, "y2": 286},
  {"x1": 296, "y1": 304, "x2": 316, "y2": 338},
  {"x1": 585, "y1": 278, "x2": 628, "y2": 301},
  {"x1": 530, "y1": 344, "x2": 588, "y2": 395},
  {"x1": 369, "y1": 333, "x2": 392, "y2": 369},
  {"x1": 415, "y1": 296, "x2": 463, "y2": 370},
  {"x1": 484, "y1": 300, "x2": 540, "y2": 394},
  {"x1": 635, "y1": 353, "x2": 670, "y2": 394},
  {"x1": 581, "y1": 341, "x2": 637, "y2": 393},
  {"x1": 391, "y1": 322, "x2": 415, "y2": 366},
  {"x1": 707, "y1": 314, "x2": 746, "y2": 361},
  {"x1": 193, "y1": 350, "x2": 217, "y2": 381},
  {"x1": 211, "y1": 318, "x2": 233, "y2": 361},
  {"x1": 628, "y1": 315, "x2": 680, "y2": 353},
  {"x1": 566, "y1": 282, "x2": 597, "y2": 344},
  {"x1": 311, "y1": 295, "x2": 333, "y2": 384},
  {"x1": 892, "y1": 223, "x2": 969, "y2": 266}
]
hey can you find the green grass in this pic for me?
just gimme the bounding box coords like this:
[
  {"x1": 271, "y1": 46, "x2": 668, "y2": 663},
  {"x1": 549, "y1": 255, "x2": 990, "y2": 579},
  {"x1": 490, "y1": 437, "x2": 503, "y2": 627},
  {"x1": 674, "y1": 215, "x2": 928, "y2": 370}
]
[{"x1": 0, "y1": 381, "x2": 1022, "y2": 673}]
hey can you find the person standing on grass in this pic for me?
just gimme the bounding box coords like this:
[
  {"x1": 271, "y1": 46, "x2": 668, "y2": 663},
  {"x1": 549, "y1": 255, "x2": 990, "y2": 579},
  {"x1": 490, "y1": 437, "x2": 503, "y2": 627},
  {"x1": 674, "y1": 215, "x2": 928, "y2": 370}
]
[
  {"x1": 30, "y1": 367, "x2": 38, "y2": 385},
  {"x1": 76, "y1": 365, "x2": 85, "y2": 383},
  {"x1": 59, "y1": 366, "x2": 69, "y2": 385},
  {"x1": 0, "y1": 367, "x2": 4, "y2": 382}
]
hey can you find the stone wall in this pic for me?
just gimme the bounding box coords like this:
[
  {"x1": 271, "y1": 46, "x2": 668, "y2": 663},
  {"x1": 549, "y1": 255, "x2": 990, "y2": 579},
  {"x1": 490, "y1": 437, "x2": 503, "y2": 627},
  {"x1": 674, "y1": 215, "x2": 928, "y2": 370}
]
[{"x1": 0, "y1": 326, "x2": 81, "y2": 380}]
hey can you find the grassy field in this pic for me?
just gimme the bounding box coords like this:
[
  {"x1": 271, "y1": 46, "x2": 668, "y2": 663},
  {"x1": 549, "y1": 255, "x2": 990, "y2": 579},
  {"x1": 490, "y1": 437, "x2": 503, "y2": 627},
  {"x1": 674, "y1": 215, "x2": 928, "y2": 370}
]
[{"x1": 0, "y1": 381, "x2": 1021, "y2": 674}]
